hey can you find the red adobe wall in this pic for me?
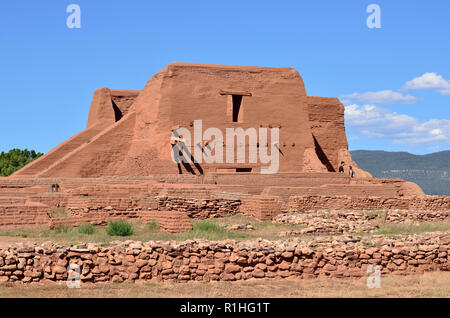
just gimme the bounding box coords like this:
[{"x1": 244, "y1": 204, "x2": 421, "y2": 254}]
[
  {"x1": 308, "y1": 96, "x2": 348, "y2": 171},
  {"x1": 87, "y1": 88, "x2": 139, "y2": 129},
  {"x1": 11, "y1": 63, "x2": 372, "y2": 180},
  {"x1": 39, "y1": 112, "x2": 137, "y2": 177},
  {"x1": 308, "y1": 96, "x2": 371, "y2": 178},
  {"x1": 0, "y1": 203, "x2": 50, "y2": 227},
  {"x1": 240, "y1": 195, "x2": 282, "y2": 220},
  {"x1": 117, "y1": 63, "x2": 327, "y2": 175},
  {"x1": 13, "y1": 89, "x2": 139, "y2": 178},
  {"x1": 288, "y1": 195, "x2": 450, "y2": 211}
]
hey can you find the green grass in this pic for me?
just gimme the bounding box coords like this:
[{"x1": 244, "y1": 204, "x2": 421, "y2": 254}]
[
  {"x1": 0, "y1": 231, "x2": 29, "y2": 238},
  {"x1": 193, "y1": 220, "x2": 222, "y2": 232},
  {"x1": 106, "y1": 220, "x2": 133, "y2": 236},
  {"x1": 41, "y1": 229, "x2": 50, "y2": 237},
  {"x1": 182, "y1": 220, "x2": 247, "y2": 241},
  {"x1": 147, "y1": 220, "x2": 160, "y2": 231},
  {"x1": 50, "y1": 208, "x2": 67, "y2": 218},
  {"x1": 53, "y1": 225, "x2": 69, "y2": 234},
  {"x1": 0, "y1": 215, "x2": 310, "y2": 245},
  {"x1": 78, "y1": 223, "x2": 95, "y2": 235},
  {"x1": 1, "y1": 213, "x2": 449, "y2": 246}
]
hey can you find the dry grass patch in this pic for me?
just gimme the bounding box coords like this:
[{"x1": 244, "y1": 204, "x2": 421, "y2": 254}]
[
  {"x1": 0, "y1": 271, "x2": 448, "y2": 298},
  {"x1": 50, "y1": 208, "x2": 67, "y2": 218},
  {"x1": 0, "y1": 214, "x2": 306, "y2": 245},
  {"x1": 375, "y1": 221, "x2": 450, "y2": 235},
  {"x1": 0, "y1": 214, "x2": 448, "y2": 246}
]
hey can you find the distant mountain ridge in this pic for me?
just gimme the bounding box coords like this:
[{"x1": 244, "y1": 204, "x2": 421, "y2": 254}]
[{"x1": 350, "y1": 150, "x2": 450, "y2": 196}]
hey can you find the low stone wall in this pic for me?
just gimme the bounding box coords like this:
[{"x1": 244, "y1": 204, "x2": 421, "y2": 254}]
[
  {"x1": 240, "y1": 195, "x2": 282, "y2": 220},
  {"x1": 140, "y1": 211, "x2": 193, "y2": 233},
  {"x1": 263, "y1": 184, "x2": 401, "y2": 203},
  {"x1": 0, "y1": 198, "x2": 26, "y2": 205},
  {"x1": 0, "y1": 203, "x2": 50, "y2": 227},
  {"x1": 275, "y1": 210, "x2": 379, "y2": 235},
  {"x1": 63, "y1": 196, "x2": 241, "y2": 219},
  {"x1": 274, "y1": 209, "x2": 450, "y2": 235},
  {"x1": 50, "y1": 210, "x2": 193, "y2": 233},
  {"x1": 28, "y1": 193, "x2": 71, "y2": 209},
  {"x1": 156, "y1": 197, "x2": 241, "y2": 219},
  {"x1": 387, "y1": 210, "x2": 450, "y2": 222},
  {"x1": 66, "y1": 197, "x2": 137, "y2": 216},
  {"x1": 1, "y1": 233, "x2": 448, "y2": 283},
  {"x1": 288, "y1": 195, "x2": 450, "y2": 212}
]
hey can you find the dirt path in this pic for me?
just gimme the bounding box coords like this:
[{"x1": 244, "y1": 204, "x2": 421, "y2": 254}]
[
  {"x1": 0, "y1": 236, "x2": 35, "y2": 248},
  {"x1": 0, "y1": 272, "x2": 449, "y2": 297}
]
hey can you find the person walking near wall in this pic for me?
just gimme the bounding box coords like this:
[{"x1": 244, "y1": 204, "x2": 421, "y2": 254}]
[{"x1": 348, "y1": 165, "x2": 355, "y2": 178}]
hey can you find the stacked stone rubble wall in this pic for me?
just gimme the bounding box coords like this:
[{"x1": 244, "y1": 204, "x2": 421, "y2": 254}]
[{"x1": 0, "y1": 234, "x2": 448, "y2": 283}]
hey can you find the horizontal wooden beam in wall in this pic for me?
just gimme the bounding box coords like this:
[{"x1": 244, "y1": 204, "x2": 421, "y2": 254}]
[{"x1": 219, "y1": 90, "x2": 252, "y2": 96}]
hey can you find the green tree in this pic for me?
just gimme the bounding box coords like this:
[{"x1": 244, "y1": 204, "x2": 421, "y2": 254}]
[{"x1": 0, "y1": 148, "x2": 43, "y2": 176}]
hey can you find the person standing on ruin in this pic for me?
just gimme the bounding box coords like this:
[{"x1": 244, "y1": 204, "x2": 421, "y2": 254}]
[
  {"x1": 338, "y1": 161, "x2": 345, "y2": 173},
  {"x1": 348, "y1": 166, "x2": 355, "y2": 178}
]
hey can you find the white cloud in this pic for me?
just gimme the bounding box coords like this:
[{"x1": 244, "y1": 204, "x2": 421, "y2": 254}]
[
  {"x1": 344, "y1": 104, "x2": 450, "y2": 144},
  {"x1": 340, "y1": 90, "x2": 418, "y2": 104},
  {"x1": 427, "y1": 145, "x2": 441, "y2": 152},
  {"x1": 403, "y1": 72, "x2": 450, "y2": 96},
  {"x1": 347, "y1": 135, "x2": 360, "y2": 141}
]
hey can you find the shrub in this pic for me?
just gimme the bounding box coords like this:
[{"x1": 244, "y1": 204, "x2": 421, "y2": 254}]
[
  {"x1": 51, "y1": 208, "x2": 67, "y2": 218},
  {"x1": 147, "y1": 220, "x2": 160, "y2": 231},
  {"x1": 78, "y1": 223, "x2": 95, "y2": 235},
  {"x1": 106, "y1": 220, "x2": 133, "y2": 236},
  {"x1": 187, "y1": 220, "x2": 248, "y2": 241},
  {"x1": 193, "y1": 220, "x2": 222, "y2": 232},
  {"x1": 54, "y1": 225, "x2": 69, "y2": 234}
]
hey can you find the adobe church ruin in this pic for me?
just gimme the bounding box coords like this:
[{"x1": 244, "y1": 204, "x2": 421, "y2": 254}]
[
  {"x1": 12, "y1": 62, "x2": 368, "y2": 177},
  {"x1": 1, "y1": 62, "x2": 448, "y2": 231}
]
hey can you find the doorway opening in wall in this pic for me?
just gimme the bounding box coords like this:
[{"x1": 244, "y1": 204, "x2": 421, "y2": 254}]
[
  {"x1": 232, "y1": 95, "x2": 243, "y2": 122},
  {"x1": 236, "y1": 168, "x2": 252, "y2": 173},
  {"x1": 112, "y1": 100, "x2": 123, "y2": 122}
]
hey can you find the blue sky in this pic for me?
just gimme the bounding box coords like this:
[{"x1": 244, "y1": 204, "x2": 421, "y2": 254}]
[{"x1": 0, "y1": 0, "x2": 449, "y2": 155}]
